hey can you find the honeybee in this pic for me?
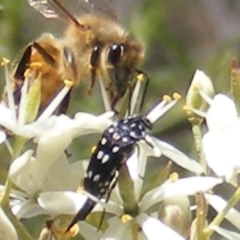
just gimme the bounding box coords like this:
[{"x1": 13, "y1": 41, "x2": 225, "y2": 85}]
[{"x1": 7, "y1": 0, "x2": 145, "y2": 115}]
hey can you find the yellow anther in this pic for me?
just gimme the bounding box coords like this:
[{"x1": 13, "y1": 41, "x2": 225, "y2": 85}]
[
  {"x1": 192, "y1": 84, "x2": 201, "y2": 92},
  {"x1": 24, "y1": 68, "x2": 32, "y2": 78},
  {"x1": 64, "y1": 79, "x2": 74, "y2": 87},
  {"x1": 66, "y1": 224, "x2": 79, "y2": 237},
  {"x1": 121, "y1": 214, "x2": 133, "y2": 223},
  {"x1": 169, "y1": 172, "x2": 179, "y2": 182},
  {"x1": 29, "y1": 61, "x2": 42, "y2": 69},
  {"x1": 183, "y1": 105, "x2": 193, "y2": 111},
  {"x1": 91, "y1": 145, "x2": 97, "y2": 153},
  {"x1": 173, "y1": 92, "x2": 181, "y2": 100},
  {"x1": 162, "y1": 95, "x2": 172, "y2": 102},
  {"x1": 183, "y1": 105, "x2": 194, "y2": 115},
  {"x1": 1, "y1": 57, "x2": 10, "y2": 66},
  {"x1": 76, "y1": 185, "x2": 84, "y2": 194},
  {"x1": 137, "y1": 73, "x2": 145, "y2": 81}
]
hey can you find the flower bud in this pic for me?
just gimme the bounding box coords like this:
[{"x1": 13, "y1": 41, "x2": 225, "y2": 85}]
[
  {"x1": 158, "y1": 195, "x2": 191, "y2": 238},
  {"x1": 231, "y1": 59, "x2": 240, "y2": 108},
  {"x1": 186, "y1": 70, "x2": 214, "y2": 112}
]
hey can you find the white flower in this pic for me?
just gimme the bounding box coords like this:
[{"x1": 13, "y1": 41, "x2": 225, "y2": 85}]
[
  {"x1": 6, "y1": 150, "x2": 85, "y2": 219},
  {"x1": 193, "y1": 93, "x2": 240, "y2": 184},
  {"x1": 37, "y1": 97, "x2": 220, "y2": 240},
  {"x1": 0, "y1": 61, "x2": 73, "y2": 141},
  {"x1": 0, "y1": 62, "x2": 113, "y2": 146},
  {"x1": 0, "y1": 207, "x2": 18, "y2": 240},
  {"x1": 100, "y1": 157, "x2": 221, "y2": 240}
]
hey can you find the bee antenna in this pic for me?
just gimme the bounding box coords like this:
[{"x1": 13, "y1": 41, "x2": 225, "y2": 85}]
[{"x1": 50, "y1": 0, "x2": 88, "y2": 30}]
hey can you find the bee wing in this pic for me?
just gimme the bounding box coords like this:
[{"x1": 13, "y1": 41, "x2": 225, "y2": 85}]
[
  {"x1": 27, "y1": 0, "x2": 88, "y2": 30},
  {"x1": 28, "y1": 0, "x2": 118, "y2": 22},
  {"x1": 28, "y1": 0, "x2": 59, "y2": 18},
  {"x1": 79, "y1": 0, "x2": 118, "y2": 20}
]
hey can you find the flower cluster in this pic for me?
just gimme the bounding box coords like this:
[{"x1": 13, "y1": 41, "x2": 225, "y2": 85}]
[{"x1": 1, "y1": 56, "x2": 240, "y2": 240}]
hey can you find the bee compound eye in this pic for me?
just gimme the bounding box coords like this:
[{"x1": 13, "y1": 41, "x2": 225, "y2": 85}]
[{"x1": 108, "y1": 44, "x2": 123, "y2": 66}]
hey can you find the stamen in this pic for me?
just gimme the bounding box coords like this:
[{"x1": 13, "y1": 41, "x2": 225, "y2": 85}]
[
  {"x1": 121, "y1": 214, "x2": 133, "y2": 223},
  {"x1": 66, "y1": 224, "x2": 79, "y2": 237},
  {"x1": 162, "y1": 94, "x2": 172, "y2": 102},
  {"x1": 173, "y1": 92, "x2": 181, "y2": 100},
  {"x1": 190, "y1": 108, "x2": 207, "y2": 119},
  {"x1": 147, "y1": 97, "x2": 178, "y2": 124},
  {"x1": 24, "y1": 69, "x2": 33, "y2": 78},
  {"x1": 99, "y1": 75, "x2": 111, "y2": 112},
  {"x1": 137, "y1": 73, "x2": 144, "y2": 81},
  {"x1": 3, "y1": 59, "x2": 17, "y2": 122},
  {"x1": 91, "y1": 145, "x2": 97, "y2": 153},
  {"x1": 129, "y1": 78, "x2": 141, "y2": 115},
  {"x1": 1, "y1": 58, "x2": 10, "y2": 65},
  {"x1": 183, "y1": 105, "x2": 194, "y2": 116},
  {"x1": 169, "y1": 172, "x2": 179, "y2": 182},
  {"x1": 29, "y1": 62, "x2": 42, "y2": 69},
  {"x1": 38, "y1": 84, "x2": 71, "y2": 121},
  {"x1": 76, "y1": 186, "x2": 84, "y2": 194},
  {"x1": 199, "y1": 90, "x2": 213, "y2": 106},
  {"x1": 18, "y1": 77, "x2": 29, "y2": 127},
  {"x1": 64, "y1": 79, "x2": 74, "y2": 88}
]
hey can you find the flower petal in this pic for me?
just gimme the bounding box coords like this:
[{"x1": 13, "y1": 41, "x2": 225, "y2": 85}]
[
  {"x1": 42, "y1": 155, "x2": 84, "y2": 192},
  {"x1": 136, "y1": 213, "x2": 185, "y2": 240},
  {"x1": 38, "y1": 191, "x2": 88, "y2": 214},
  {"x1": 140, "y1": 177, "x2": 221, "y2": 212},
  {"x1": 101, "y1": 216, "x2": 129, "y2": 240},
  {"x1": 9, "y1": 150, "x2": 37, "y2": 195},
  {"x1": 0, "y1": 207, "x2": 18, "y2": 240},
  {"x1": 74, "y1": 111, "x2": 114, "y2": 135},
  {"x1": 0, "y1": 131, "x2": 6, "y2": 144},
  {"x1": 140, "y1": 181, "x2": 169, "y2": 212},
  {"x1": 11, "y1": 199, "x2": 47, "y2": 219},
  {"x1": 203, "y1": 130, "x2": 239, "y2": 183},
  {"x1": 35, "y1": 116, "x2": 79, "y2": 162},
  {"x1": 206, "y1": 94, "x2": 239, "y2": 132},
  {"x1": 163, "y1": 177, "x2": 222, "y2": 197},
  {"x1": 0, "y1": 105, "x2": 17, "y2": 133},
  {"x1": 78, "y1": 221, "x2": 102, "y2": 240},
  {"x1": 210, "y1": 225, "x2": 240, "y2": 240},
  {"x1": 153, "y1": 138, "x2": 205, "y2": 174},
  {"x1": 205, "y1": 194, "x2": 240, "y2": 230}
]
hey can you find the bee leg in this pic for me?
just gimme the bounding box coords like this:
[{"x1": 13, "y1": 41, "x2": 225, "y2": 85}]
[
  {"x1": 109, "y1": 86, "x2": 120, "y2": 111},
  {"x1": 63, "y1": 47, "x2": 77, "y2": 80},
  {"x1": 89, "y1": 45, "x2": 101, "y2": 95},
  {"x1": 110, "y1": 95, "x2": 120, "y2": 114},
  {"x1": 88, "y1": 68, "x2": 96, "y2": 95}
]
